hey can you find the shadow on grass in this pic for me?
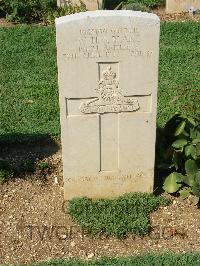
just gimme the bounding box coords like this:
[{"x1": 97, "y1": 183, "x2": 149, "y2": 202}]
[
  {"x1": 0, "y1": 132, "x2": 60, "y2": 146},
  {"x1": 0, "y1": 133, "x2": 60, "y2": 180},
  {"x1": 1, "y1": 127, "x2": 166, "y2": 194},
  {"x1": 154, "y1": 125, "x2": 170, "y2": 195}
]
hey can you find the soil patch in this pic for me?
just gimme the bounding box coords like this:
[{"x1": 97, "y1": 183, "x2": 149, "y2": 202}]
[
  {"x1": 0, "y1": 142, "x2": 200, "y2": 265},
  {"x1": 153, "y1": 7, "x2": 200, "y2": 21},
  {"x1": 0, "y1": 18, "x2": 18, "y2": 27}
]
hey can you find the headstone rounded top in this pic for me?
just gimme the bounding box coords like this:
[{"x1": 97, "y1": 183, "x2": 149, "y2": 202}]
[{"x1": 55, "y1": 10, "x2": 160, "y2": 25}]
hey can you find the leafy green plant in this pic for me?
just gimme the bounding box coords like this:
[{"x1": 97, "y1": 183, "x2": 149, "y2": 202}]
[
  {"x1": 0, "y1": 0, "x2": 10, "y2": 16},
  {"x1": 137, "y1": 0, "x2": 165, "y2": 8},
  {"x1": 105, "y1": 0, "x2": 165, "y2": 9},
  {"x1": 37, "y1": 161, "x2": 52, "y2": 177},
  {"x1": 0, "y1": 169, "x2": 10, "y2": 183},
  {"x1": 44, "y1": 1, "x2": 87, "y2": 25},
  {"x1": 38, "y1": 161, "x2": 49, "y2": 170},
  {"x1": 122, "y1": 2, "x2": 149, "y2": 11},
  {"x1": 158, "y1": 114, "x2": 200, "y2": 199},
  {"x1": 0, "y1": 159, "x2": 13, "y2": 183},
  {"x1": 3, "y1": 0, "x2": 57, "y2": 23},
  {"x1": 0, "y1": 0, "x2": 86, "y2": 24},
  {"x1": 68, "y1": 193, "x2": 170, "y2": 238},
  {"x1": 21, "y1": 159, "x2": 35, "y2": 173}
]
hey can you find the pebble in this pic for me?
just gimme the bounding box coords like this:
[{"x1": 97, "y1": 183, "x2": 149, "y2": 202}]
[
  {"x1": 60, "y1": 234, "x2": 67, "y2": 240},
  {"x1": 70, "y1": 241, "x2": 76, "y2": 247},
  {"x1": 87, "y1": 253, "x2": 95, "y2": 259},
  {"x1": 54, "y1": 176, "x2": 58, "y2": 184}
]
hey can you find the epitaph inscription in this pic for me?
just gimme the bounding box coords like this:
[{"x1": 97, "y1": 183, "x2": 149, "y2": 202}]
[
  {"x1": 79, "y1": 66, "x2": 139, "y2": 114},
  {"x1": 65, "y1": 173, "x2": 148, "y2": 182}
]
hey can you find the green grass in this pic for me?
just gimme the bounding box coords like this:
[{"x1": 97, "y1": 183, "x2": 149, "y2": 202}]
[
  {"x1": 159, "y1": 22, "x2": 200, "y2": 125},
  {"x1": 68, "y1": 193, "x2": 170, "y2": 238},
  {"x1": 0, "y1": 26, "x2": 59, "y2": 143},
  {"x1": 0, "y1": 22, "x2": 199, "y2": 143},
  {"x1": 25, "y1": 253, "x2": 200, "y2": 266}
]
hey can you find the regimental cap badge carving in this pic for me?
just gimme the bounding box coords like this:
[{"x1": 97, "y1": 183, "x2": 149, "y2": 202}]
[
  {"x1": 79, "y1": 66, "x2": 140, "y2": 114},
  {"x1": 103, "y1": 66, "x2": 116, "y2": 81}
]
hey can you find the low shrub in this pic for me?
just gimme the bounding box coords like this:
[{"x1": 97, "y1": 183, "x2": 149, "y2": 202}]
[
  {"x1": 138, "y1": 0, "x2": 165, "y2": 8},
  {"x1": 122, "y1": 2, "x2": 150, "y2": 12},
  {"x1": 105, "y1": 0, "x2": 165, "y2": 10},
  {"x1": 43, "y1": 1, "x2": 87, "y2": 25},
  {"x1": 126, "y1": 0, "x2": 164, "y2": 8},
  {"x1": 0, "y1": 0, "x2": 86, "y2": 24},
  {"x1": 157, "y1": 114, "x2": 200, "y2": 199},
  {"x1": 68, "y1": 193, "x2": 170, "y2": 238}
]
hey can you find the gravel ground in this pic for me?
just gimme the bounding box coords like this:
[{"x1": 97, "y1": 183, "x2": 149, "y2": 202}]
[
  {"x1": 153, "y1": 7, "x2": 200, "y2": 21},
  {"x1": 0, "y1": 141, "x2": 200, "y2": 265}
]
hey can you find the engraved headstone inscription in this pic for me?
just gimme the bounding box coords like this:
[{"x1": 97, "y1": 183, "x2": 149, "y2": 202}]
[{"x1": 56, "y1": 11, "x2": 160, "y2": 199}]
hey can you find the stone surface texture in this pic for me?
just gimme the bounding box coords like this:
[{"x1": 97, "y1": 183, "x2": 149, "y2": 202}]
[
  {"x1": 57, "y1": 0, "x2": 102, "y2": 10},
  {"x1": 56, "y1": 11, "x2": 160, "y2": 199},
  {"x1": 166, "y1": 0, "x2": 200, "y2": 13}
]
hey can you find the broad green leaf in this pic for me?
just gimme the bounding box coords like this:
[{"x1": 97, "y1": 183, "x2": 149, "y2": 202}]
[
  {"x1": 182, "y1": 130, "x2": 189, "y2": 137},
  {"x1": 183, "y1": 175, "x2": 195, "y2": 187},
  {"x1": 196, "y1": 143, "x2": 200, "y2": 157},
  {"x1": 185, "y1": 145, "x2": 196, "y2": 159},
  {"x1": 172, "y1": 152, "x2": 179, "y2": 170},
  {"x1": 157, "y1": 162, "x2": 172, "y2": 169},
  {"x1": 190, "y1": 127, "x2": 200, "y2": 140},
  {"x1": 179, "y1": 187, "x2": 191, "y2": 199},
  {"x1": 185, "y1": 159, "x2": 199, "y2": 176},
  {"x1": 172, "y1": 139, "x2": 188, "y2": 149},
  {"x1": 192, "y1": 183, "x2": 200, "y2": 198},
  {"x1": 174, "y1": 121, "x2": 186, "y2": 136},
  {"x1": 195, "y1": 171, "x2": 200, "y2": 185},
  {"x1": 192, "y1": 139, "x2": 200, "y2": 145},
  {"x1": 179, "y1": 115, "x2": 196, "y2": 125},
  {"x1": 185, "y1": 145, "x2": 194, "y2": 157},
  {"x1": 164, "y1": 114, "x2": 182, "y2": 138},
  {"x1": 163, "y1": 172, "x2": 183, "y2": 193},
  {"x1": 186, "y1": 117, "x2": 196, "y2": 126}
]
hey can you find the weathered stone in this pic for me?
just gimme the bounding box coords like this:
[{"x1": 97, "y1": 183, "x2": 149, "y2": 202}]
[
  {"x1": 56, "y1": 11, "x2": 160, "y2": 200},
  {"x1": 166, "y1": 0, "x2": 200, "y2": 13}
]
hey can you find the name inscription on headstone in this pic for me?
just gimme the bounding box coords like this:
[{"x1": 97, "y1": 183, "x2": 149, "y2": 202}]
[{"x1": 64, "y1": 27, "x2": 153, "y2": 60}]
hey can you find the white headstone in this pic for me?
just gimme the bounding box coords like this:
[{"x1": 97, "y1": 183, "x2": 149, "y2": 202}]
[
  {"x1": 56, "y1": 11, "x2": 160, "y2": 200},
  {"x1": 166, "y1": 0, "x2": 200, "y2": 13}
]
